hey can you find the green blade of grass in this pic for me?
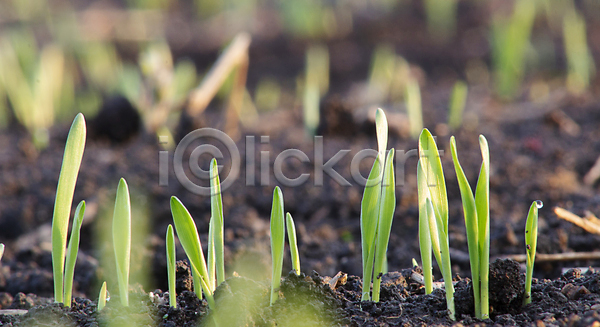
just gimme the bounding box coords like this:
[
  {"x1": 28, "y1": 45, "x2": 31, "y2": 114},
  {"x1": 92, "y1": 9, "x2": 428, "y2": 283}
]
[
  {"x1": 270, "y1": 186, "x2": 285, "y2": 305},
  {"x1": 97, "y1": 281, "x2": 108, "y2": 311},
  {"x1": 449, "y1": 136, "x2": 481, "y2": 317},
  {"x1": 417, "y1": 161, "x2": 433, "y2": 294},
  {"x1": 207, "y1": 216, "x2": 216, "y2": 291},
  {"x1": 286, "y1": 213, "x2": 301, "y2": 275},
  {"x1": 170, "y1": 196, "x2": 215, "y2": 308},
  {"x1": 0, "y1": 243, "x2": 4, "y2": 262},
  {"x1": 372, "y1": 149, "x2": 396, "y2": 302},
  {"x1": 51, "y1": 113, "x2": 86, "y2": 304},
  {"x1": 524, "y1": 201, "x2": 540, "y2": 306},
  {"x1": 166, "y1": 224, "x2": 177, "y2": 308},
  {"x1": 63, "y1": 200, "x2": 86, "y2": 307},
  {"x1": 113, "y1": 178, "x2": 131, "y2": 307},
  {"x1": 360, "y1": 156, "x2": 382, "y2": 301},
  {"x1": 474, "y1": 135, "x2": 490, "y2": 319},
  {"x1": 209, "y1": 159, "x2": 225, "y2": 286},
  {"x1": 418, "y1": 129, "x2": 448, "y2": 235},
  {"x1": 448, "y1": 81, "x2": 468, "y2": 130}
]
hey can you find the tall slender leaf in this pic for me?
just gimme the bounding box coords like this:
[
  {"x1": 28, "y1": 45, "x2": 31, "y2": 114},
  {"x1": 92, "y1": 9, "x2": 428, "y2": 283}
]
[
  {"x1": 63, "y1": 200, "x2": 86, "y2": 307},
  {"x1": 475, "y1": 135, "x2": 490, "y2": 319},
  {"x1": 372, "y1": 149, "x2": 396, "y2": 302},
  {"x1": 270, "y1": 187, "x2": 285, "y2": 305},
  {"x1": 418, "y1": 129, "x2": 448, "y2": 235},
  {"x1": 51, "y1": 113, "x2": 86, "y2": 303},
  {"x1": 524, "y1": 201, "x2": 540, "y2": 306},
  {"x1": 417, "y1": 162, "x2": 433, "y2": 294},
  {"x1": 113, "y1": 178, "x2": 131, "y2": 306},
  {"x1": 210, "y1": 159, "x2": 225, "y2": 286},
  {"x1": 286, "y1": 213, "x2": 301, "y2": 275},
  {"x1": 166, "y1": 224, "x2": 177, "y2": 308}
]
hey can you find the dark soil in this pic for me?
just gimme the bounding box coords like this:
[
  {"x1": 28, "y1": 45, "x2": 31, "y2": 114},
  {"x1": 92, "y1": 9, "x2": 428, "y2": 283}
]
[{"x1": 2, "y1": 1, "x2": 600, "y2": 326}]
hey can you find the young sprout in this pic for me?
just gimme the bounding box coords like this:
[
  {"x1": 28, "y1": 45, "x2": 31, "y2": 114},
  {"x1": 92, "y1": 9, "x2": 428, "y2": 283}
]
[
  {"x1": 209, "y1": 159, "x2": 225, "y2": 286},
  {"x1": 98, "y1": 281, "x2": 108, "y2": 311},
  {"x1": 207, "y1": 216, "x2": 216, "y2": 292},
  {"x1": 51, "y1": 113, "x2": 86, "y2": 304},
  {"x1": 361, "y1": 108, "x2": 396, "y2": 302},
  {"x1": 303, "y1": 44, "x2": 329, "y2": 136},
  {"x1": 418, "y1": 129, "x2": 454, "y2": 320},
  {"x1": 166, "y1": 224, "x2": 177, "y2": 308},
  {"x1": 170, "y1": 196, "x2": 215, "y2": 309},
  {"x1": 113, "y1": 178, "x2": 131, "y2": 307},
  {"x1": 563, "y1": 8, "x2": 595, "y2": 94},
  {"x1": 424, "y1": 0, "x2": 458, "y2": 42},
  {"x1": 417, "y1": 161, "x2": 433, "y2": 295},
  {"x1": 270, "y1": 187, "x2": 285, "y2": 305},
  {"x1": 63, "y1": 201, "x2": 86, "y2": 307},
  {"x1": 448, "y1": 81, "x2": 468, "y2": 131},
  {"x1": 524, "y1": 200, "x2": 542, "y2": 306},
  {"x1": 450, "y1": 135, "x2": 490, "y2": 319},
  {"x1": 0, "y1": 243, "x2": 4, "y2": 262},
  {"x1": 406, "y1": 79, "x2": 423, "y2": 139},
  {"x1": 286, "y1": 213, "x2": 301, "y2": 275}
]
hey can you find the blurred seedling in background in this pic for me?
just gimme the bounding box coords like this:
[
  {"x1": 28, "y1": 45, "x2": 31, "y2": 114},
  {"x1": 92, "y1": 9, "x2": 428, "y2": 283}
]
[
  {"x1": 447, "y1": 81, "x2": 468, "y2": 131},
  {"x1": 0, "y1": 30, "x2": 68, "y2": 149},
  {"x1": 302, "y1": 44, "x2": 329, "y2": 137},
  {"x1": 424, "y1": 0, "x2": 458, "y2": 42},
  {"x1": 491, "y1": 0, "x2": 537, "y2": 100},
  {"x1": 562, "y1": 7, "x2": 595, "y2": 94}
]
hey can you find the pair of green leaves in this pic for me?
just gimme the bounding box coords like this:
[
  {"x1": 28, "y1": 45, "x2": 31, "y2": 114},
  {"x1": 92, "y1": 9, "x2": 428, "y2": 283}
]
[
  {"x1": 360, "y1": 108, "x2": 396, "y2": 302},
  {"x1": 417, "y1": 129, "x2": 454, "y2": 320},
  {"x1": 450, "y1": 135, "x2": 490, "y2": 319}
]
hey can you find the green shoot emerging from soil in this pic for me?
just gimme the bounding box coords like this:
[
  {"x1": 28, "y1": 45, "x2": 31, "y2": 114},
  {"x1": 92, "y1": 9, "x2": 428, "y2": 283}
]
[
  {"x1": 98, "y1": 281, "x2": 108, "y2": 311},
  {"x1": 166, "y1": 224, "x2": 177, "y2": 308},
  {"x1": 286, "y1": 213, "x2": 301, "y2": 275},
  {"x1": 405, "y1": 80, "x2": 423, "y2": 139},
  {"x1": 113, "y1": 178, "x2": 132, "y2": 307},
  {"x1": 361, "y1": 108, "x2": 396, "y2": 302},
  {"x1": 450, "y1": 135, "x2": 490, "y2": 319},
  {"x1": 270, "y1": 186, "x2": 285, "y2": 305},
  {"x1": 0, "y1": 243, "x2": 4, "y2": 262},
  {"x1": 448, "y1": 81, "x2": 468, "y2": 131},
  {"x1": 51, "y1": 113, "x2": 86, "y2": 305},
  {"x1": 170, "y1": 196, "x2": 215, "y2": 309},
  {"x1": 210, "y1": 158, "x2": 226, "y2": 286},
  {"x1": 63, "y1": 200, "x2": 86, "y2": 307},
  {"x1": 524, "y1": 200, "x2": 542, "y2": 306},
  {"x1": 417, "y1": 129, "x2": 454, "y2": 320}
]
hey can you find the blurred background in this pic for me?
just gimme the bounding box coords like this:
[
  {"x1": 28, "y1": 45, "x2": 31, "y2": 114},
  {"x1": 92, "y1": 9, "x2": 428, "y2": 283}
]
[{"x1": 1, "y1": 0, "x2": 600, "y2": 298}]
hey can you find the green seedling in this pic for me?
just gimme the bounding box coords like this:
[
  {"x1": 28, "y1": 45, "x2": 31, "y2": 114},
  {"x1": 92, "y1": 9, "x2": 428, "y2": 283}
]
[
  {"x1": 524, "y1": 200, "x2": 542, "y2": 306},
  {"x1": 448, "y1": 81, "x2": 468, "y2": 130},
  {"x1": 367, "y1": 44, "x2": 396, "y2": 104},
  {"x1": 286, "y1": 213, "x2": 301, "y2": 275},
  {"x1": 303, "y1": 44, "x2": 329, "y2": 136},
  {"x1": 98, "y1": 281, "x2": 108, "y2": 311},
  {"x1": 424, "y1": 0, "x2": 458, "y2": 42},
  {"x1": 210, "y1": 159, "x2": 226, "y2": 286},
  {"x1": 417, "y1": 129, "x2": 454, "y2": 320},
  {"x1": 63, "y1": 201, "x2": 86, "y2": 307},
  {"x1": 491, "y1": 0, "x2": 536, "y2": 99},
  {"x1": 270, "y1": 187, "x2": 285, "y2": 305},
  {"x1": 207, "y1": 215, "x2": 216, "y2": 292},
  {"x1": 361, "y1": 108, "x2": 396, "y2": 302},
  {"x1": 450, "y1": 135, "x2": 490, "y2": 319},
  {"x1": 170, "y1": 196, "x2": 215, "y2": 309},
  {"x1": 113, "y1": 178, "x2": 132, "y2": 307},
  {"x1": 406, "y1": 79, "x2": 423, "y2": 139},
  {"x1": 563, "y1": 8, "x2": 595, "y2": 94},
  {"x1": 166, "y1": 224, "x2": 177, "y2": 308},
  {"x1": 51, "y1": 113, "x2": 86, "y2": 304},
  {"x1": 0, "y1": 243, "x2": 4, "y2": 261}
]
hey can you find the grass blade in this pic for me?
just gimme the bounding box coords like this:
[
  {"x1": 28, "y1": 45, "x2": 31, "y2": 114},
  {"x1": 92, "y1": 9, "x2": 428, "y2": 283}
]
[
  {"x1": 448, "y1": 81, "x2": 468, "y2": 130},
  {"x1": 360, "y1": 156, "x2": 382, "y2": 301},
  {"x1": 51, "y1": 113, "x2": 86, "y2": 303},
  {"x1": 207, "y1": 216, "x2": 216, "y2": 291},
  {"x1": 418, "y1": 129, "x2": 448, "y2": 235},
  {"x1": 113, "y1": 178, "x2": 131, "y2": 306},
  {"x1": 417, "y1": 162, "x2": 433, "y2": 294},
  {"x1": 170, "y1": 196, "x2": 215, "y2": 308},
  {"x1": 166, "y1": 224, "x2": 177, "y2": 308},
  {"x1": 475, "y1": 135, "x2": 490, "y2": 319},
  {"x1": 0, "y1": 243, "x2": 4, "y2": 262},
  {"x1": 286, "y1": 213, "x2": 301, "y2": 275},
  {"x1": 63, "y1": 200, "x2": 86, "y2": 307},
  {"x1": 270, "y1": 187, "x2": 285, "y2": 305},
  {"x1": 372, "y1": 149, "x2": 396, "y2": 302},
  {"x1": 210, "y1": 159, "x2": 225, "y2": 286},
  {"x1": 450, "y1": 136, "x2": 481, "y2": 317},
  {"x1": 524, "y1": 200, "x2": 540, "y2": 306}
]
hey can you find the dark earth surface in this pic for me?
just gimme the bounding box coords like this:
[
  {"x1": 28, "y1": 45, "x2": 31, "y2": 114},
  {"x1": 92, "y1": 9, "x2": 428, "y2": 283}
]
[{"x1": 2, "y1": 1, "x2": 600, "y2": 326}]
